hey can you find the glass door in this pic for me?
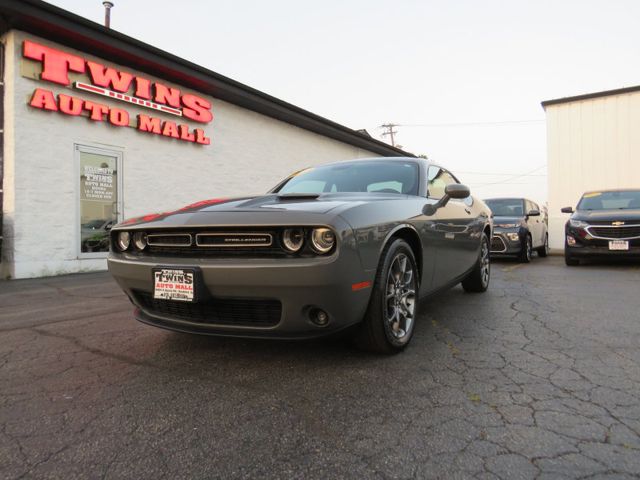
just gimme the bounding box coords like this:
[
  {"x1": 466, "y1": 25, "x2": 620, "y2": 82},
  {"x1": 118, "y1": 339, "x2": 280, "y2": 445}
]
[{"x1": 76, "y1": 144, "x2": 123, "y2": 258}]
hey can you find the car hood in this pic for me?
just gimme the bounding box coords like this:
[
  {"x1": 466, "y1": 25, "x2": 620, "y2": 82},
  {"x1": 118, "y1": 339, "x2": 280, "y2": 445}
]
[
  {"x1": 115, "y1": 192, "x2": 410, "y2": 229},
  {"x1": 572, "y1": 209, "x2": 640, "y2": 223}
]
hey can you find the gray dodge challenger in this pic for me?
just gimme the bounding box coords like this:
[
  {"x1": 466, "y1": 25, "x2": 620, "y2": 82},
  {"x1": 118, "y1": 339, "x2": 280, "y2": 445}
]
[{"x1": 108, "y1": 157, "x2": 493, "y2": 353}]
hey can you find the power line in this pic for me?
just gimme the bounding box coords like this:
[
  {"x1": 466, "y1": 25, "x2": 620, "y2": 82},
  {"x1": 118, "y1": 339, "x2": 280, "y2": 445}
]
[
  {"x1": 397, "y1": 119, "x2": 545, "y2": 128},
  {"x1": 457, "y1": 170, "x2": 547, "y2": 177},
  {"x1": 466, "y1": 165, "x2": 548, "y2": 188}
]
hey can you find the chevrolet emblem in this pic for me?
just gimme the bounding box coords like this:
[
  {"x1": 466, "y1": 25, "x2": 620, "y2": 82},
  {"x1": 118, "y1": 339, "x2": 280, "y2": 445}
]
[{"x1": 612, "y1": 221, "x2": 625, "y2": 226}]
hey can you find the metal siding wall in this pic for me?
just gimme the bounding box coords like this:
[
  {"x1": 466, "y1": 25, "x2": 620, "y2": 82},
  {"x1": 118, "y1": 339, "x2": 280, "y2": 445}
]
[{"x1": 546, "y1": 91, "x2": 640, "y2": 250}]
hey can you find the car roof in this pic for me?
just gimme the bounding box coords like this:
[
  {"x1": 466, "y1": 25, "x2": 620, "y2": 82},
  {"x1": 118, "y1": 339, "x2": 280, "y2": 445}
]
[
  {"x1": 582, "y1": 188, "x2": 640, "y2": 195},
  {"x1": 484, "y1": 197, "x2": 526, "y2": 201},
  {"x1": 319, "y1": 156, "x2": 424, "y2": 167}
]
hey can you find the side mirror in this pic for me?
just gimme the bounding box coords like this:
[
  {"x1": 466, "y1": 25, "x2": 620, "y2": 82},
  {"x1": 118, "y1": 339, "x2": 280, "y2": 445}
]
[
  {"x1": 561, "y1": 206, "x2": 574, "y2": 214},
  {"x1": 527, "y1": 209, "x2": 540, "y2": 217},
  {"x1": 445, "y1": 183, "x2": 470, "y2": 199},
  {"x1": 422, "y1": 183, "x2": 470, "y2": 216}
]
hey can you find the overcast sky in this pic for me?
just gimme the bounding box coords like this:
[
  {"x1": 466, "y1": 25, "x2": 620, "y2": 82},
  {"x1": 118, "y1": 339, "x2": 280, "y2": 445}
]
[{"x1": 47, "y1": 0, "x2": 640, "y2": 204}]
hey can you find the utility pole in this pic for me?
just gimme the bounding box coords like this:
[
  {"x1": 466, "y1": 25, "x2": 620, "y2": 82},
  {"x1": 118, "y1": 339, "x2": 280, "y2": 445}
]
[{"x1": 380, "y1": 123, "x2": 399, "y2": 147}]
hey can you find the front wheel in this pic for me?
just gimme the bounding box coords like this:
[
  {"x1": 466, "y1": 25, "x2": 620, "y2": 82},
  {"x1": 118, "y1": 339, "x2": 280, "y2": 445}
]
[
  {"x1": 518, "y1": 234, "x2": 532, "y2": 263},
  {"x1": 355, "y1": 239, "x2": 419, "y2": 354},
  {"x1": 462, "y1": 233, "x2": 491, "y2": 293}
]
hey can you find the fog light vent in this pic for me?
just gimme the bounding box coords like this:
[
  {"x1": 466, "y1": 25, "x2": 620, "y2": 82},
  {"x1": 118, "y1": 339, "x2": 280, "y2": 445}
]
[{"x1": 309, "y1": 308, "x2": 330, "y2": 327}]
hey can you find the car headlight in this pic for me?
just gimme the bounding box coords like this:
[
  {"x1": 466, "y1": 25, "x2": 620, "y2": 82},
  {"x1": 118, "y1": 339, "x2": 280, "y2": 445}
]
[
  {"x1": 496, "y1": 223, "x2": 518, "y2": 228},
  {"x1": 506, "y1": 232, "x2": 520, "y2": 241},
  {"x1": 133, "y1": 232, "x2": 147, "y2": 251},
  {"x1": 116, "y1": 231, "x2": 131, "y2": 251},
  {"x1": 282, "y1": 228, "x2": 304, "y2": 252},
  {"x1": 569, "y1": 219, "x2": 588, "y2": 228},
  {"x1": 311, "y1": 228, "x2": 336, "y2": 254}
]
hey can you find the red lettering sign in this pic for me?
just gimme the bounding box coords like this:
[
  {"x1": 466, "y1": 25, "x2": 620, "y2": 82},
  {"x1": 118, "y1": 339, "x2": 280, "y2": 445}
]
[
  {"x1": 58, "y1": 94, "x2": 83, "y2": 115},
  {"x1": 83, "y1": 100, "x2": 109, "y2": 121},
  {"x1": 135, "y1": 77, "x2": 152, "y2": 99},
  {"x1": 138, "y1": 114, "x2": 161, "y2": 134},
  {"x1": 30, "y1": 88, "x2": 58, "y2": 111},
  {"x1": 162, "y1": 121, "x2": 180, "y2": 138},
  {"x1": 87, "y1": 61, "x2": 134, "y2": 92},
  {"x1": 109, "y1": 108, "x2": 130, "y2": 126},
  {"x1": 23, "y1": 40, "x2": 214, "y2": 144},
  {"x1": 23, "y1": 41, "x2": 84, "y2": 86},
  {"x1": 179, "y1": 124, "x2": 195, "y2": 142},
  {"x1": 182, "y1": 94, "x2": 213, "y2": 123}
]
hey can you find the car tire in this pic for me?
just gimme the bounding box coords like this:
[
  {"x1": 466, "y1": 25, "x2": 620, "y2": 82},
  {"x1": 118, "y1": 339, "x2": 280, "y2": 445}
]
[
  {"x1": 518, "y1": 234, "x2": 532, "y2": 263},
  {"x1": 355, "y1": 238, "x2": 419, "y2": 354},
  {"x1": 537, "y1": 234, "x2": 549, "y2": 257},
  {"x1": 565, "y1": 250, "x2": 579, "y2": 266},
  {"x1": 461, "y1": 233, "x2": 491, "y2": 293}
]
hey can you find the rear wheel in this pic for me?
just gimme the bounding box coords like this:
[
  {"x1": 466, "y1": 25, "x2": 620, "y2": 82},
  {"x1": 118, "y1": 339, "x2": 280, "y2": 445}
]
[
  {"x1": 355, "y1": 239, "x2": 418, "y2": 354},
  {"x1": 537, "y1": 234, "x2": 549, "y2": 257},
  {"x1": 518, "y1": 234, "x2": 532, "y2": 263},
  {"x1": 462, "y1": 233, "x2": 491, "y2": 293}
]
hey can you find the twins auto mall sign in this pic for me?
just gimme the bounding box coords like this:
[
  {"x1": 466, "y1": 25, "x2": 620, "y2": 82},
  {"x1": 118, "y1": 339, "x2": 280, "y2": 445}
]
[{"x1": 23, "y1": 40, "x2": 212, "y2": 144}]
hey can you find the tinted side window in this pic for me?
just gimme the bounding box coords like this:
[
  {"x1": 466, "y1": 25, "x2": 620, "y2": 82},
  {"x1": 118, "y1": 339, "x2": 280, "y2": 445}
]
[{"x1": 427, "y1": 166, "x2": 457, "y2": 199}]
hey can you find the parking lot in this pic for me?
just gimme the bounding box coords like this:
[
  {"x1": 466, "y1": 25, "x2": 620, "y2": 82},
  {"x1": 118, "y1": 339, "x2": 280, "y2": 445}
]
[{"x1": 1, "y1": 256, "x2": 639, "y2": 479}]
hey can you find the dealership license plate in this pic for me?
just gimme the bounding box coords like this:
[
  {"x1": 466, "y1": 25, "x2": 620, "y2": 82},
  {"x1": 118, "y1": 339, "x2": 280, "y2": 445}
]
[
  {"x1": 153, "y1": 268, "x2": 195, "y2": 302},
  {"x1": 609, "y1": 240, "x2": 629, "y2": 251}
]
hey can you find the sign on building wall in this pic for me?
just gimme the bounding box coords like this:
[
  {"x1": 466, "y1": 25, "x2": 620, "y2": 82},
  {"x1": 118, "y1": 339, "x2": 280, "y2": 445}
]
[{"x1": 22, "y1": 40, "x2": 213, "y2": 145}]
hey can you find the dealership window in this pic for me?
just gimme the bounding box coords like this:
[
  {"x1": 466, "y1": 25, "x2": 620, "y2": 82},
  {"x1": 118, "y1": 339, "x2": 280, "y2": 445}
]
[{"x1": 76, "y1": 144, "x2": 122, "y2": 258}]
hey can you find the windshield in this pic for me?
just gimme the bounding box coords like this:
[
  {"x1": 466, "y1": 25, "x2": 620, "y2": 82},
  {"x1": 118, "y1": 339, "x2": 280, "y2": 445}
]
[
  {"x1": 275, "y1": 161, "x2": 420, "y2": 196},
  {"x1": 485, "y1": 199, "x2": 524, "y2": 217},
  {"x1": 578, "y1": 190, "x2": 640, "y2": 210}
]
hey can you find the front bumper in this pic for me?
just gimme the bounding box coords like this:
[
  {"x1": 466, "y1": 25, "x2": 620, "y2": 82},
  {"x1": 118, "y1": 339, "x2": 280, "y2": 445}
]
[
  {"x1": 565, "y1": 227, "x2": 640, "y2": 258},
  {"x1": 108, "y1": 251, "x2": 374, "y2": 339},
  {"x1": 490, "y1": 230, "x2": 522, "y2": 255}
]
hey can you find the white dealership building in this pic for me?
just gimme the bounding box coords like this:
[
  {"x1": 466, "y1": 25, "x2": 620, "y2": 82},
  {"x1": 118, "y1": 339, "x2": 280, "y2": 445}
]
[
  {"x1": 543, "y1": 86, "x2": 640, "y2": 251},
  {"x1": 0, "y1": 0, "x2": 409, "y2": 279}
]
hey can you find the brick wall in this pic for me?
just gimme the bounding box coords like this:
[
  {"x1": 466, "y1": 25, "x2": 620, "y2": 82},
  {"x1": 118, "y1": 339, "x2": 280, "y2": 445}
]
[{"x1": 1, "y1": 30, "x2": 379, "y2": 279}]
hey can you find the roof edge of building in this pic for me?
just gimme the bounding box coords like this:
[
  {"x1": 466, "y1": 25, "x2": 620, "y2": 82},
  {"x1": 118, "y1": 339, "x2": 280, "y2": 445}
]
[
  {"x1": 541, "y1": 84, "x2": 640, "y2": 109},
  {"x1": 0, "y1": 0, "x2": 414, "y2": 158}
]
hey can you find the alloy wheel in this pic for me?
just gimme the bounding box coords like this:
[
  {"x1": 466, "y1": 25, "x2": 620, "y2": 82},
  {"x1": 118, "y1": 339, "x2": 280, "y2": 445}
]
[
  {"x1": 480, "y1": 239, "x2": 490, "y2": 288},
  {"x1": 385, "y1": 253, "x2": 416, "y2": 343}
]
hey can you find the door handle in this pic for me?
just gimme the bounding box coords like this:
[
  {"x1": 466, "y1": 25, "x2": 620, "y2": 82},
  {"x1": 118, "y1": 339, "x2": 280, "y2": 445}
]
[{"x1": 465, "y1": 208, "x2": 471, "y2": 214}]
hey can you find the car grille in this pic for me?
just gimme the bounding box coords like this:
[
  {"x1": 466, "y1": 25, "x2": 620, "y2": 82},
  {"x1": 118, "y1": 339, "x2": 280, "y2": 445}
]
[
  {"x1": 587, "y1": 225, "x2": 640, "y2": 239},
  {"x1": 145, "y1": 245, "x2": 286, "y2": 257},
  {"x1": 147, "y1": 233, "x2": 192, "y2": 246},
  {"x1": 133, "y1": 290, "x2": 281, "y2": 327},
  {"x1": 140, "y1": 228, "x2": 287, "y2": 257},
  {"x1": 491, "y1": 236, "x2": 507, "y2": 253}
]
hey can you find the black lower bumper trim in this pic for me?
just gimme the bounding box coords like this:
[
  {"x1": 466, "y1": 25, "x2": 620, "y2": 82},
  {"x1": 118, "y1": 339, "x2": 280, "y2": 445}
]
[{"x1": 133, "y1": 290, "x2": 282, "y2": 327}]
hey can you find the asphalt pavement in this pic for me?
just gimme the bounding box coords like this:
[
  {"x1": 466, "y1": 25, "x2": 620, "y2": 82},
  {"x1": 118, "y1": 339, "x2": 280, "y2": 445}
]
[{"x1": 1, "y1": 256, "x2": 639, "y2": 479}]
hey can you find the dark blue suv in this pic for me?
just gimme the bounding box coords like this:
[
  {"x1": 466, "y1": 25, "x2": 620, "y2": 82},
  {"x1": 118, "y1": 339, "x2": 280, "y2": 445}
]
[{"x1": 485, "y1": 198, "x2": 549, "y2": 263}]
